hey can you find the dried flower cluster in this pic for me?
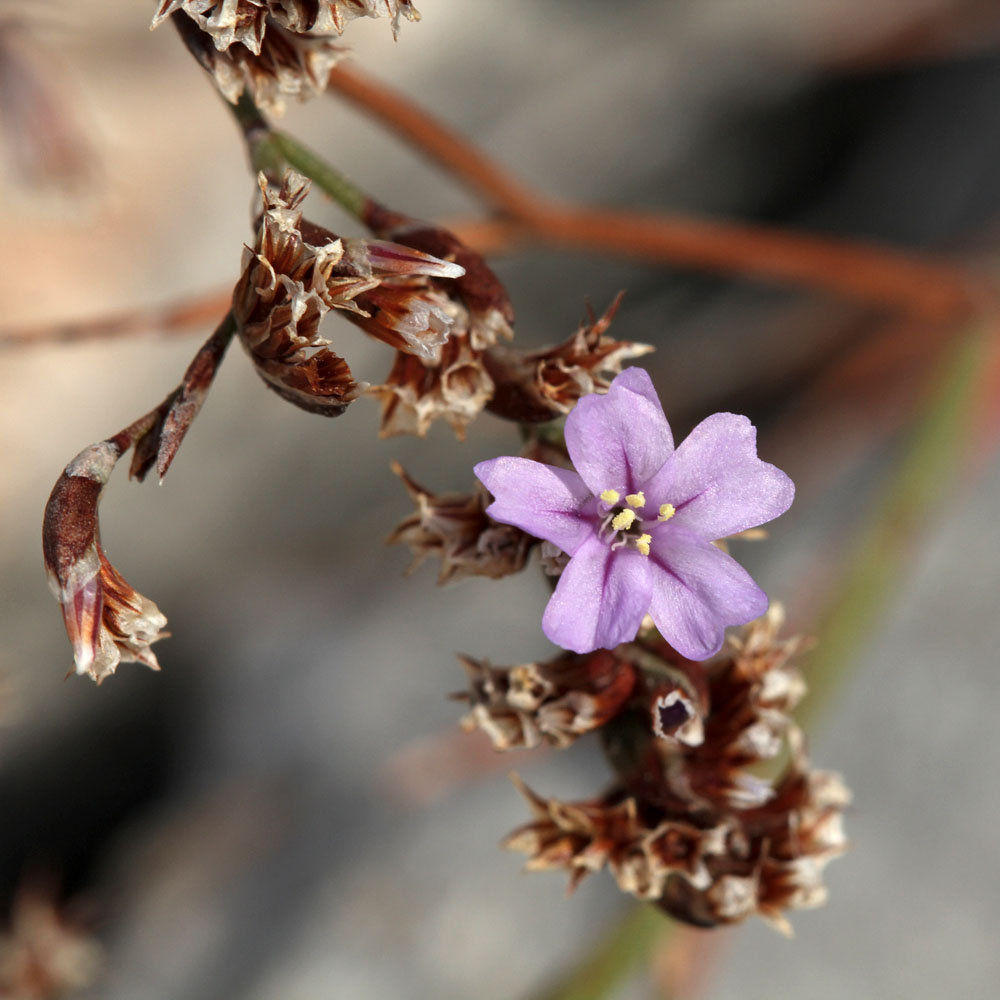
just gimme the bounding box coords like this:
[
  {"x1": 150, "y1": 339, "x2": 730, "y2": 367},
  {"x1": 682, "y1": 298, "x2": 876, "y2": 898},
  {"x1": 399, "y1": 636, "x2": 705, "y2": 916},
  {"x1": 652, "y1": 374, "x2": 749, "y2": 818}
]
[
  {"x1": 361, "y1": 205, "x2": 517, "y2": 438},
  {"x1": 153, "y1": 1, "x2": 418, "y2": 112},
  {"x1": 467, "y1": 608, "x2": 849, "y2": 933},
  {"x1": 455, "y1": 649, "x2": 636, "y2": 750},
  {"x1": 484, "y1": 295, "x2": 654, "y2": 422},
  {"x1": 387, "y1": 462, "x2": 535, "y2": 583},
  {"x1": 233, "y1": 172, "x2": 464, "y2": 416}
]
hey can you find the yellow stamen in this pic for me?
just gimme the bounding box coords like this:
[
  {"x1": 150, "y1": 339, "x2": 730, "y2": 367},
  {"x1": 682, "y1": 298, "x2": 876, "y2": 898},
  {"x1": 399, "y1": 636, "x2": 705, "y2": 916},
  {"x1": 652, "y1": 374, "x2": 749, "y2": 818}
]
[
  {"x1": 625, "y1": 492, "x2": 646, "y2": 509},
  {"x1": 636, "y1": 533, "x2": 652, "y2": 556},
  {"x1": 611, "y1": 509, "x2": 636, "y2": 531},
  {"x1": 600, "y1": 489, "x2": 620, "y2": 505},
  {"x1": 657, "y1": 503, "x2": 676, "y2": 522}
]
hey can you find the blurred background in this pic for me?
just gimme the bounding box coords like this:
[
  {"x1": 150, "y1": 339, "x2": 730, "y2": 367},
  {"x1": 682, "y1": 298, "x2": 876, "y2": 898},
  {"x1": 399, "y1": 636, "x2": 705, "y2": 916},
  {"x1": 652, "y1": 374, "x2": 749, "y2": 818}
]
[{"x1": 1, "y1": 0, "x2": 999, "y2": 997}]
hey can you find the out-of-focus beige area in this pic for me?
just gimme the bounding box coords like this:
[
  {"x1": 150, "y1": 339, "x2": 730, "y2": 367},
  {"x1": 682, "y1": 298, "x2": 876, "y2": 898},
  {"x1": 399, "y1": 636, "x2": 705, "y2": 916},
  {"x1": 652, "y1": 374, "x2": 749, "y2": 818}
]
[{"x1": 2, "y1": 1, "x2": 999, "y2": 998}]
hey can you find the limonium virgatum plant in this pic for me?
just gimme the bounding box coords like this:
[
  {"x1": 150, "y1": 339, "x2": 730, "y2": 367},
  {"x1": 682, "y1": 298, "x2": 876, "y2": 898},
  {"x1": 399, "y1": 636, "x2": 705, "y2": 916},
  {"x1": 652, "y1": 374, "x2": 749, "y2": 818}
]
[{"x1": 39, "y1": 0, "x2": 849, "y2": 954}]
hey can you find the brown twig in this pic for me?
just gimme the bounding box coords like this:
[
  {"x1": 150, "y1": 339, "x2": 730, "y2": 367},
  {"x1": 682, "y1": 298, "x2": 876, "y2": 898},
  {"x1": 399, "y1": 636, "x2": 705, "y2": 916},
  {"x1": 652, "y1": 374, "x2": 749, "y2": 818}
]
[{"x1": 328, "y1": 62, "x2": 979, "y2": 324}]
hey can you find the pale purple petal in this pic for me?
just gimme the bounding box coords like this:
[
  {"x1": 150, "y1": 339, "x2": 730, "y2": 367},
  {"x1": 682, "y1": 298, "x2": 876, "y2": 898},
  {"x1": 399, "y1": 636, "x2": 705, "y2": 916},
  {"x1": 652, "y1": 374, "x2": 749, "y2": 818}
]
[
  {"x1": 474, "y1": 457, "x2": 594, "y2": 555},
  {"x1": 646, "y1": 525, "x2": 768, "y2": 660},
  {"x1": 564, "y1": 367, "x2": 674, "y2": 495},
  {"x1": 643, "y1": 413, "x2": 793, "y2": 539},
  {"x1": 542, "y1": 536, "x2": 653, "y2": 653}
]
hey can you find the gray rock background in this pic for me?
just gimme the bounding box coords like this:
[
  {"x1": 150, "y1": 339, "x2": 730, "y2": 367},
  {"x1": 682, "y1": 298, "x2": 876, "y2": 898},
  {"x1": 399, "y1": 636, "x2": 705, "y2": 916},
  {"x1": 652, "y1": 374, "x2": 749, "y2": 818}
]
[{"x1": 1, "y1": 1, "x2": 999, "y2": 998}]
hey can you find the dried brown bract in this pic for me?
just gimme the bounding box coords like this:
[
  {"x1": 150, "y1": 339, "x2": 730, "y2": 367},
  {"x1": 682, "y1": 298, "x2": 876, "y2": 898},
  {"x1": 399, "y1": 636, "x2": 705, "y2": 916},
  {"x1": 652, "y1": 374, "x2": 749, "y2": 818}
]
[
  {"x1": 499, "y1": 611, "x2": 850, "y2": 932},
  {"x1": 154, "y1": 2, "x2": 418, "y2": 112},
  {"x1": 361, "y1": 204, "x2": 514, "y2": 437},
  {"x1": 485, "y1": 294, "x2": 654, "y2": 423},
  {"x1": 368, "y1": 338, "x2": 494, "y2": 438},
  {"x1": 42, "y1": 441, "x2": 167, "y2": 684},
  {"x1": 365, "y1": 203, "x2": 515, "y2": 350},
  {"x1": 456, "y1": 649, "x2": 636, "y2": 750},
  {"x1": 233, "y1": 172, "x2": 462, "y2": 416},
  {"x1": 387, "y1": 462, "x2": 534, "y2": 584}
]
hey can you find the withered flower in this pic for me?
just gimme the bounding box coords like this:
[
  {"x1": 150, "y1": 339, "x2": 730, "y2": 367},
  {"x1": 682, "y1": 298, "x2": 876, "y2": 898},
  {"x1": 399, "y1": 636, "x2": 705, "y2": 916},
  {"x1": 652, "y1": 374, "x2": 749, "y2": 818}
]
[
  {"x1": 456, "y1": 649, "x2": 636, "y2": 750},
  {"x1": 360, "y1": 205, "x2": 515, "y2": 437},
  {"x1": 484, "y1": 294, "x2": 654, "y2": 423},
  {"x1": 369, "y1": 338, "x2": 494, "y2": 438},
  {"x1": 43, "y1": 442, "x2": 167, "y2": 684},
  {"x1": 153, "y1": 1, "x2": 418, "y2": 112},
  {"x1": 233, "y1": 172, "x2": 463, "y2": 416},
  {"x1": 387, "y1": 462, "x2": 534, "y2": 583},
  {"x1": 496, "y1": 612, "x2": 849, "y2": 933}
]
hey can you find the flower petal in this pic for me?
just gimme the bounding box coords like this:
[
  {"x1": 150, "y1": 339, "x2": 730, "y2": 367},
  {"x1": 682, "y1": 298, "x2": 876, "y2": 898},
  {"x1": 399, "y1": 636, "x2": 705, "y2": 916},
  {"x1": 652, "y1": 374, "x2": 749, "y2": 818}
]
[
  {"x1": 474, "y1": 457, "x2": 594, "y2": 555},
  {"x1": 565, "y1": 367, "x2": 673, "y2": 495},
  {"x1": 645, "y1": 413, "x2": 793, "y2": 539},
  {"x1": 646, "y1": 526, "x2": 768, "y2": 660},
  {"x1": 542, "y1": 536, "x2": 653, "y2": 654}
]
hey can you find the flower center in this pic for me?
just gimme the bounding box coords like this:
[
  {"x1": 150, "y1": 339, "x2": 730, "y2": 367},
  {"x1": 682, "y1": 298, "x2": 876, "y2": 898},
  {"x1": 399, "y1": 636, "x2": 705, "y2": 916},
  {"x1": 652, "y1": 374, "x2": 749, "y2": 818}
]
[{"x1": 597, "y1": 489, "x2": 674, "y2": 557}]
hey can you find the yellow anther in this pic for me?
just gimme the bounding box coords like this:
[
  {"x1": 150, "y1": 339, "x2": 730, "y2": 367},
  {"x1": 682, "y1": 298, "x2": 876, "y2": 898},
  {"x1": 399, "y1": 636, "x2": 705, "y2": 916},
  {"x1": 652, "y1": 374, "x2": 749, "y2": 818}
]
[
  {"x1": 611, "y1": 509, "x2": 636, "y2": 531},
  {"x1": 636, "y1": 533, "x2": 652, "y2": 556},
  {"x1": 600, "y1": 489, "x2": 620, "y2": 505},
  {"x1": 657, "y1": 503, "x2": 676, "y2": 522},
  {"x1": 625, "y1": 492, "x2": 646, "y2": 509}
]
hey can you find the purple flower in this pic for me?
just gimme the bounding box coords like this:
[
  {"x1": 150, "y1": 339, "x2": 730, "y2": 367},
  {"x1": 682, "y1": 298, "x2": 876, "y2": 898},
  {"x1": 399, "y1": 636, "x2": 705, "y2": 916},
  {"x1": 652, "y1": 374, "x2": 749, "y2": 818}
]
[{"x1": 474, "y1": 368, "x2": 794, "y2": 660}]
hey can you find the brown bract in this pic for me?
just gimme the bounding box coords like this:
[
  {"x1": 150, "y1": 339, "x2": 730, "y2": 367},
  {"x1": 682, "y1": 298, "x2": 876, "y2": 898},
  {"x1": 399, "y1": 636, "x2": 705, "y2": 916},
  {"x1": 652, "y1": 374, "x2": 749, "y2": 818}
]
[
  {"x1": 500, "y1": 610, "x2": 850, "y2": 933},
  {"x1": 456, "y1": 649, "x2": 637, "y2": 750},
  {"x1": 233, "y1": 172, "x2": 368, "y2": 415},
  {"x1": 42, "y1": 442, "x2": 167, "y2": 684},
  {"x1": 234, "y1": 173, "x2": 467, "y2": 416},
  {"x1": 361, "y1": 204, "x2": 514, "y2": 437},
  {"x1": 153, "y1": 2, "x2": 418, "y2": 112},
  {"x1": 387, "y1": 462, "x2": 534, "y2": 583},
  {"x1": 485, "y1": 294, "x2": 654, "y2": 423}
]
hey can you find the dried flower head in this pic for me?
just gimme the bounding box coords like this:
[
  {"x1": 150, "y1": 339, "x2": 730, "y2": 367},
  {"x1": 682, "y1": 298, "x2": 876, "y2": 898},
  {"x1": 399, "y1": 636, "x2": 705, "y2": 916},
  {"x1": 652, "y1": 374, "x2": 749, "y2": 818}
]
[
  {"x1": 153, "y1": 1, "x2": 418, "y2": 112},
  {"x1": 361, "y1": 205, "x2": 515, "y2": 437},
  {"x1": 456, "y1": 649, "x2": 636, "y2": 750},
  {"x1": 233, "y1": 172, "x2": 463, "y2": 415},
  {"x1": 42, "y1": 441, "x2": 167, "y2": 684},
  {"x1": 476, "y1": 368, "x2": 795, "y2": 659},
  {"x1": 368, "y1": 338, "x2": 494, "y2": 438},
  {"x1": 485, "y1": 295, "x2": 654, "y2": 423},
  {"x1": 387, "y1": 462, "x2": 534, "y2": 583},
  {"x1": 498, "y1": 614, "x2": 849, "y2": 932}
]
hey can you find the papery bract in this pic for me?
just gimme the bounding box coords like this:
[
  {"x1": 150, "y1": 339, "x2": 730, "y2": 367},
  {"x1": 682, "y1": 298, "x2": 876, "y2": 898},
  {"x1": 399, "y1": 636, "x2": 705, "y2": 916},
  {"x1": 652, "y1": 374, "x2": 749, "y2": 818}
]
[{"x1": 474, "y1": 368, "x2": 794, "y2": 660}]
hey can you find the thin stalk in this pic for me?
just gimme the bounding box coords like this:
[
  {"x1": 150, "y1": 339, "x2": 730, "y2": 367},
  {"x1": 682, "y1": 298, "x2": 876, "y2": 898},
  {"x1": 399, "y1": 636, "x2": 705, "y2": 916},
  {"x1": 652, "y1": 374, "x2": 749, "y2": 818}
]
[
  {"x1": 800, "y1": 327, "x2": 988, "y2": 726},
  {"x1": 527, "y1": 905, "x2": 673, "y2": 1000}
]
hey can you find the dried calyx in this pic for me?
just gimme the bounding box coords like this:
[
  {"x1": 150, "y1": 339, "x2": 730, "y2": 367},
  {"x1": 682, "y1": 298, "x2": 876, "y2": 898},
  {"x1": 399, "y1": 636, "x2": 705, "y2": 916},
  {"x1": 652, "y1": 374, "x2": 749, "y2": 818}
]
[
  {"x1": 233, "y1": 172, "x2": 464, "y2": 416},
  {"x1": 485, "y1": 608, "x2": 849, "y2": 933},
  {"x1": 154, "y1": 1, "x2": 419, "y2": 113},
  {"x1": 361, "y1": 203, "x2": 514, "y2": 438}
]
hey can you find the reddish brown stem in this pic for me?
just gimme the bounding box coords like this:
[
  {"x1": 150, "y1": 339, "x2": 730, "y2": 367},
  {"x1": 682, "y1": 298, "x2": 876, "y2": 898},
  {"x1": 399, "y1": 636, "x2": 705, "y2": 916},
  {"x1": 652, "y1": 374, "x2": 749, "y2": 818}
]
[{"x1": 328, "y1": 62, "x2": 980, "y2": 324}]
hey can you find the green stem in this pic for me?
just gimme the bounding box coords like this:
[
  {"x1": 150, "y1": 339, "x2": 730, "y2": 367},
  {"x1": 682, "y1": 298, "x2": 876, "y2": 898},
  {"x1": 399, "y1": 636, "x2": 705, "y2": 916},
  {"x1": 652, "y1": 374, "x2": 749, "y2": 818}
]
[
  {"x1": 527, "y1": 905, "x2": 673, "y2": 1000},
  {"x1": 269, "y1": 131, "x2": 368, "y2": 218},
  {"x1": 800, "y1": 327, "x2": 987, "y2": 727},
  {"x1": 225, "y1": 94, "x2": 369, "y2": 218}
]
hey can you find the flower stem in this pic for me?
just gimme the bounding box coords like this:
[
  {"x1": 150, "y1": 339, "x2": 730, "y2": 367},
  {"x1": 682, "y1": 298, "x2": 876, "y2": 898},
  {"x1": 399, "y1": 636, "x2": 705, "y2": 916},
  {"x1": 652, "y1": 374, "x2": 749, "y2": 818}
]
[
  {"x1": 800, "y1": 326, "x2": 989, "y2": 727},
  {"x1": 225, "y1": 93, "x2": 369, "y2": 219},
  {"x1": 268, "y1": 130, "x2": 368, "y2": 218},
  {"x1": 527, "y1": 905, "x2": 674, "y2": 1000}
]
